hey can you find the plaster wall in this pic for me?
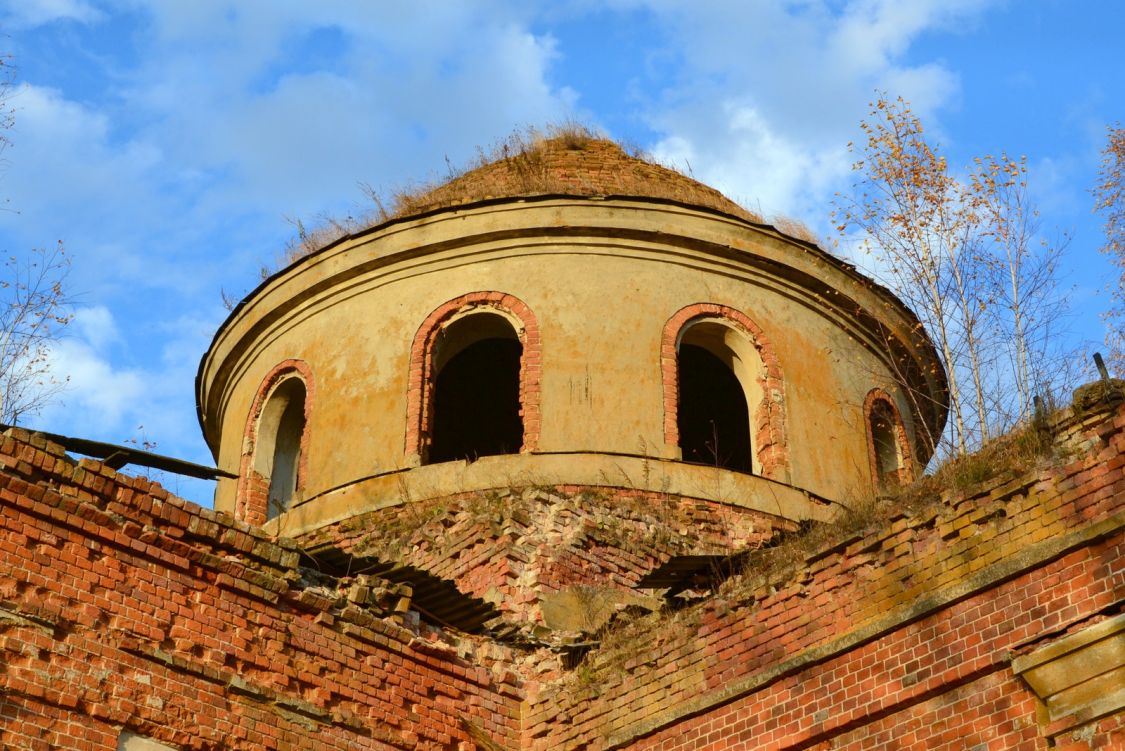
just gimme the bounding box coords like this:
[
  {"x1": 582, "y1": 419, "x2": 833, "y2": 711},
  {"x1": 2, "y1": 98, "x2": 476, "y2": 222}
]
[{"x1": 200, "y1": 199, "x2": 941, "y2": 528}]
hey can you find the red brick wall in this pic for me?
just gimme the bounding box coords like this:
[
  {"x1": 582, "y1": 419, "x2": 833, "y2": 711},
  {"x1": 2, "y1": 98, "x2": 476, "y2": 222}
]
[
  {"x1": 296, "y1": 486, "x2": 792, "y2": 626},
  {"x1": 0, "y1": 430, "x2": 519, "y2": 750},
  {"x1": 2, "y1": 401, "x2": 1123, "y2": 750},
  {"x1": 394, "y1": 138, "x2": 759, "y2": 225}
]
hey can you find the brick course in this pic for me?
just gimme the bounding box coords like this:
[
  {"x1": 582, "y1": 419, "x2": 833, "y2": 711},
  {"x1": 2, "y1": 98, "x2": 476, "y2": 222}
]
[{"x1": 0, "y1": 429, "x2": 519, "y2": 750}]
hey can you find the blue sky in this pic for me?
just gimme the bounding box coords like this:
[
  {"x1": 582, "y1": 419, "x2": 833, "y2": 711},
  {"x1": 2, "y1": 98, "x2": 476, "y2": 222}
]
[{"x1": 0, "y1": 0, "x2": 1121, "y2": 504}]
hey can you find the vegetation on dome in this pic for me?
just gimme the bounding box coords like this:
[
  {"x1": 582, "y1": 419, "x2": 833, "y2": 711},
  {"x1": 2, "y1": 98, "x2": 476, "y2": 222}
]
[{"x1": 278, "y1": 124, "x2": 776, "y2": 268}]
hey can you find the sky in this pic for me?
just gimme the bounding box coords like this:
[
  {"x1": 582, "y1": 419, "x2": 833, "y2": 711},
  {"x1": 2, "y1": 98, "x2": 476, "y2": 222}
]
[{"x1": 0, "y1": 0, "x2": 1121, "y2": 505}]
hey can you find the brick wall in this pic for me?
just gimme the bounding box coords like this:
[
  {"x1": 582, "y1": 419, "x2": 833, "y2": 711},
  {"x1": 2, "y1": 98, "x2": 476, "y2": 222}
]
[
  {"x1": 2, "y1": 399, "x2": 1123, "y2": 750},
  {"x1": 0, "y1": 430, "x2": 519, "y2": 750},
  {"x1": 394, "y1": 138, "x2": 760, "y2": 224},
  {"x1": 296, "y1": 486, "x2": 791, "y2": 628}
]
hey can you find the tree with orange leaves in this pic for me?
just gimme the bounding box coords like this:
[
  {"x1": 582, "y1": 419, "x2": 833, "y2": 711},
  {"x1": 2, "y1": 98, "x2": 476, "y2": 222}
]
[
  {"x1": 1095, "y1": 124, "x2": 1125, "y2": 370},
  {"x1": 837, "y1": 95, "x2": 1070, "y2": 459}
]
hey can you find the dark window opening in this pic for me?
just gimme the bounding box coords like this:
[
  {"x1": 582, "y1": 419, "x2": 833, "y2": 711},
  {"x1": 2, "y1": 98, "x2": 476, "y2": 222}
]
[
  {"x1": 259, "y1": 378, "x2": 306, "y2": 520},
  {"x1": 870, "y1": 400, "x2": 902, "y2": 482},
  {"x1": 428, "y1": 315, "x2": 523, "y2": 464},
  {"x1": 677, "y1": 343, "x2": 752, "y2": 473}
]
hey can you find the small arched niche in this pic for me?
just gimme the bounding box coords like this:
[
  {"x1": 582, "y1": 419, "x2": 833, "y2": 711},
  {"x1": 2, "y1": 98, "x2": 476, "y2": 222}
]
[
  {"x1": 253, "y1": 377, "x2": 307, "y2": 519},
  {"x1": 426, "y1": 311, "x2": 524, "y2": 464},
  {"x1": 866, "y1": 392, "x2": 910, "y2": 486},
  {"x1": 676, "y1": 320, "x2": 764, "y2": 474}
]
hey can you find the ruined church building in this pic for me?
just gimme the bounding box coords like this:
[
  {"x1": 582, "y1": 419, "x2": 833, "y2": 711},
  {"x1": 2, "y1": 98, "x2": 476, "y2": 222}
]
[{"x1": 1, "y1": 136, "x2": 1122, "y2": 749}]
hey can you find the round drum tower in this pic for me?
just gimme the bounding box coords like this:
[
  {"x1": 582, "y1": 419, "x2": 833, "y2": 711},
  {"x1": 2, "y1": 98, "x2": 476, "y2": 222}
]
[{"x1": 197, "y1": 137, "x2": 947, "y2": 539}]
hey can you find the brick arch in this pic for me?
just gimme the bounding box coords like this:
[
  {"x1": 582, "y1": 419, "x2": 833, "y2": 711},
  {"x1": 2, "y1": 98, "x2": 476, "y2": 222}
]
[
  {"x1": 236, "y1": 359, "x2": 314, "y2": 525},
  {"x1": 405, "y1": 291, "x2": 541, "y2": 461},
  {"x1": 661, "y1": 303, "x2": 788, "y2": 480},
  {"x1": 864, "y1": 387, "x2": 915, "y2": 486}
]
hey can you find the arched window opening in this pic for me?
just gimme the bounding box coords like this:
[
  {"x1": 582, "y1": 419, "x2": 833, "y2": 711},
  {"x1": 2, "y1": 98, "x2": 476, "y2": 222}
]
[
  {"x1": 869, "y1": 398, "x2": 904, "y2": 484},
  {"x1": 676, "y1": 321, "x2": 760, "y2": 473},
  {"x1": 254, "y1": 377, "x2": 307, "y2": 519},
  {"x1": 427, "y1": 312, "x2": 523, "y2": 464}
]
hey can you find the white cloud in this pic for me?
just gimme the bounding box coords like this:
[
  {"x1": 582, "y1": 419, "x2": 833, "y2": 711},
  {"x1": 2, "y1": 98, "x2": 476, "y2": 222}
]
[
  {"x1": 0, "y1": 83, "x2": 166, "y2": 258},
  {"x1": 652, "y1": 101, "x2": 851, "y2": 221},
  {"x1": 0, "y1": 0, "x2": 103, "y2": 28},
  {"x1": 37, "y1": 304, "x2": 220, "y2": 455},
  {"x1": 109, "y1": 3, "x2": 573, "y2": 216},
  {"x1": 628, "y1": 0, "x2": 1000, "y2": 222},
  {"x1": 70, "y1": 305, "x2": 119, "y2": 351},
  {"x1": 41, "y1": 316, "x2": 145, "y2": 434}
]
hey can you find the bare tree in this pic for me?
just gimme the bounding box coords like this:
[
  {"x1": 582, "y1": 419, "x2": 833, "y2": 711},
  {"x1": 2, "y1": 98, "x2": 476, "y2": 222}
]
[
  {"x1": 971, "y1": 154, "x2": 1070, "y2": 425},
  {"x1": 835, "y1": 96, "x2": 979, "y2": 454},
  {"x1": 836, "y1": 95, "x2": 1071, "y2": 459},
  {"x1": 0, "y1": 55, "x2": 72, "y2": 424},
  {"x1": 1095, "y1": 124, "x2": 1125, "y2": 372},
  {"x1": 0, "y1": 243, "x2": 71, "y2": 424}
]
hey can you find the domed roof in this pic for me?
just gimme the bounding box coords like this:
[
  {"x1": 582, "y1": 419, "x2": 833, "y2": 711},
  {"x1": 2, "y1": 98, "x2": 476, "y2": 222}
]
[{"x1": 392, "y1": 135, "x2": 761, "y2": 224}]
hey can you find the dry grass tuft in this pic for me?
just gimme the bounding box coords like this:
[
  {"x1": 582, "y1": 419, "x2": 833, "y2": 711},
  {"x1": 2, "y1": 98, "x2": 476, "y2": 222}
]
[
  {"x1": 771, "y1": 215, "x2": 823, "y2": 247},
  {"x1": 280, "y1": 212, "x2": 381, "y2": 268},
  {"x1": 899, "y1": 414, "x2": 1057, "y2": 503}
]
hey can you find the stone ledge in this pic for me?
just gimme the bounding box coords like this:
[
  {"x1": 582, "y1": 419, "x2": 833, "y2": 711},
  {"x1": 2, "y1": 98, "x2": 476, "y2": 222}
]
[{"x1": 1013, "y1": 611, "x2": 1125, "y2": 737}]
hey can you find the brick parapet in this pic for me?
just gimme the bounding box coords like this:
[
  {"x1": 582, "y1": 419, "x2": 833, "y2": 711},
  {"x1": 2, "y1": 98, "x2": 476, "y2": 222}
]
[{"x1": 0, "y1": 429, "x2": 520, "y2": 750}]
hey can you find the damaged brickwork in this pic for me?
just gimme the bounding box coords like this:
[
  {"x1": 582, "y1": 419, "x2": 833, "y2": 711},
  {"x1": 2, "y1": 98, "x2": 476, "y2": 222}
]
[
  {"x1": 296, "y1": 486, "x2": 792, "y2": 631},
  {"x1": 522, "y1": 401, "x2": 1125, "y2": 750}
]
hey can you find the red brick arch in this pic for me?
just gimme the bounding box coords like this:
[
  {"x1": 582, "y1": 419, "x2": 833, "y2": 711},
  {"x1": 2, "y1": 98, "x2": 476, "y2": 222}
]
[
  {"x1": 661, "y1": 303, "x2": 788, "y2": 480},
  {"x1": 236, "y1": 359, "x2": 314, "y2": 525},
  {"x1": 864, "y1": 387, "x2": 915, "y2": 486},
  {"x1": 405, "y1": 291, "x2": 541, "y2": 461}
]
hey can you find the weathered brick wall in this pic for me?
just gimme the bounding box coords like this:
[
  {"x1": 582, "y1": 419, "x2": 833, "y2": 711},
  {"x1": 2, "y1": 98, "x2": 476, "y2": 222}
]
[
  {"x1": 0, "y1": 429, "x2": 519, "y2": 750},
  {"x1": 298, "y1": 486, "x2": 790, "y2": 626},
  {"x1": 523, "y1": 403, "x2": 1125, "y2": 750}
]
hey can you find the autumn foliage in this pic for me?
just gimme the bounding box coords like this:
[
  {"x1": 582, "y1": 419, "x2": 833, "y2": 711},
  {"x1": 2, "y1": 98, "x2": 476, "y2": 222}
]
[
  {"x1": 1095, "y1": 124, "x2": 1125, "y2": 370},
  {"x1": 836, "y1": 95, "x2": 1069, "y2": 458}
]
